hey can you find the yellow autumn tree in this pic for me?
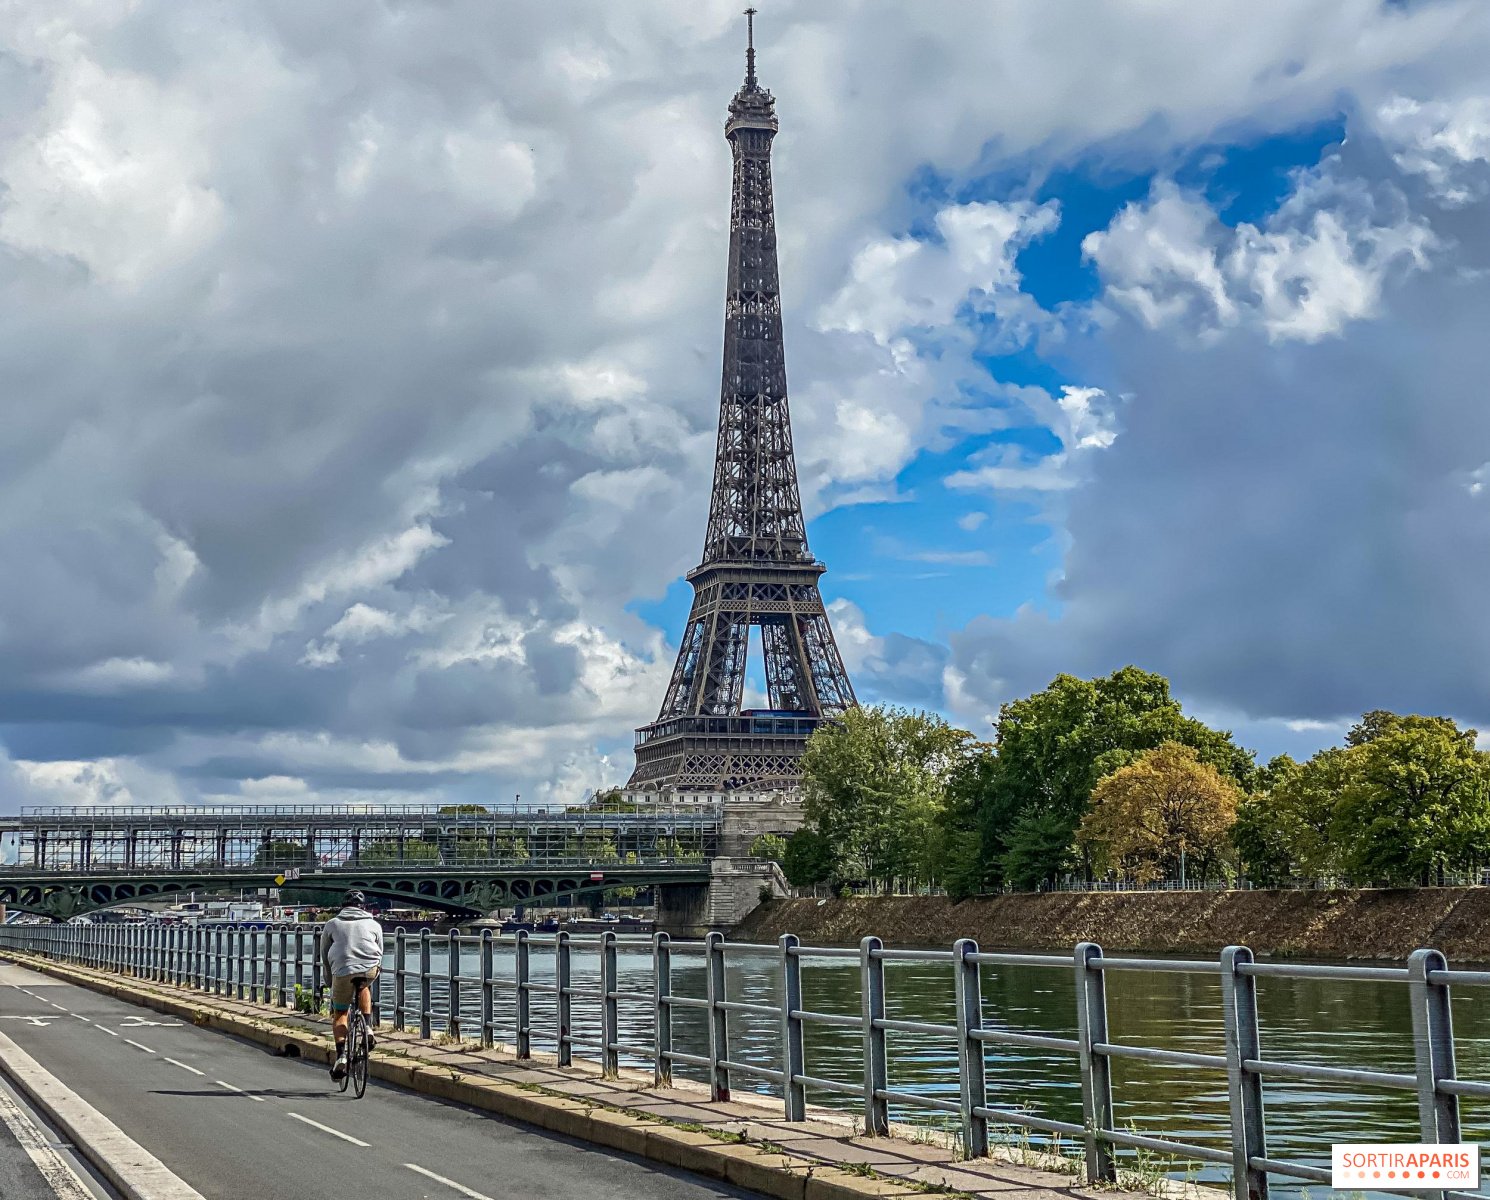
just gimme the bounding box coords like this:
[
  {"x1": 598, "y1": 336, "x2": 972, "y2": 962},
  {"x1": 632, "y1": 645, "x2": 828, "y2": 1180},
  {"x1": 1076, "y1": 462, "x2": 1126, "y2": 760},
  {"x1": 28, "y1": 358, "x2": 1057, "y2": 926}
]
[{"x1": 1079, "y1": 742, "x2": 1241, "y2": 884}]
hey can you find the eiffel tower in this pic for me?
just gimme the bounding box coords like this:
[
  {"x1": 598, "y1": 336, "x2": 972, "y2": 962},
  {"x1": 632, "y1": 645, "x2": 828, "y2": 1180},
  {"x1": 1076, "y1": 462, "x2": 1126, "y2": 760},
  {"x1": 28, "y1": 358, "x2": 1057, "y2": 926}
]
[{"x1": 629, "y1": 11, "x2": 856, "y2": 791}]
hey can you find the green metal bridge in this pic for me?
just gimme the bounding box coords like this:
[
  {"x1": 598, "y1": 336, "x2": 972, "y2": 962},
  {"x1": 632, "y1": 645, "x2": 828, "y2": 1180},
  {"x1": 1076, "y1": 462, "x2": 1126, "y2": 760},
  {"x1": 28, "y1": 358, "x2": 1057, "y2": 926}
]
[
  {"x1": 0, "y1": 802, "x2": 721, "y2": 920},
  {"x1": 0, "y1": 862, "x2": 713, "y2": 921}
]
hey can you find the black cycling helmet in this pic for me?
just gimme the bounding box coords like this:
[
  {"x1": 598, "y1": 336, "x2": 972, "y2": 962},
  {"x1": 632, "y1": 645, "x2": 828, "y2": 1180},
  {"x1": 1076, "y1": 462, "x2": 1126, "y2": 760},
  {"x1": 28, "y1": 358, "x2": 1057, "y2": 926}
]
[{"x1": 342, "y1": 889, "x2": 366, "y2": 908}]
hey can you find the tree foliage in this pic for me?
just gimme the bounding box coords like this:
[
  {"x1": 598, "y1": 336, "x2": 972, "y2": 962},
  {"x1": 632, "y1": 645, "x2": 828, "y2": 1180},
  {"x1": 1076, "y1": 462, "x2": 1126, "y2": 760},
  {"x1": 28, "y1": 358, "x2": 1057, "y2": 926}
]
[
  {"x1": 799, "y1": 705, "x2": 973, "y2": 891},
  {"x1": 972, "y1": 667, "x2": 1252, "y2": 887},
  {"x1": 1079, "y1": 743, "x2": 1241, "y2": 883},
  {"x1": 748, "y1": 833, "x2": 789, "y2": 865},
  {"x1": 253, "y1": 839, "x2": 307, "y2": 869}
]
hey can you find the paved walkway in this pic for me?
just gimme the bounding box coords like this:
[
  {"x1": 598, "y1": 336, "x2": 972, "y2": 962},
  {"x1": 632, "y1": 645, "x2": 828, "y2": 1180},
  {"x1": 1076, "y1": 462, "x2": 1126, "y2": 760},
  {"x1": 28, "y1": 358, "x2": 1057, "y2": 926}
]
[{"x1": 2, "y1": 952, "x2": 1199, "y2": 1200}]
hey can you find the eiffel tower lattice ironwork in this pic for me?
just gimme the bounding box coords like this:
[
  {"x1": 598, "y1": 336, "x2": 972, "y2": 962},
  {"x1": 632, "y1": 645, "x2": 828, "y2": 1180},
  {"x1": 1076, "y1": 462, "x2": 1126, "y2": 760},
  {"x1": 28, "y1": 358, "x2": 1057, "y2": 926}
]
[{"x1": 629, "y1": 11, "x2": 857, "y2": 791}]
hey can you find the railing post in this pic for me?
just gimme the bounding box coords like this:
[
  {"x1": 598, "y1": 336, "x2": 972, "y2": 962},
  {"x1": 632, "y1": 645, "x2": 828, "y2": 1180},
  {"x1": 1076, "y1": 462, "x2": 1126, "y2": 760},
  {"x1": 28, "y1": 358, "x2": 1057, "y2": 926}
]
[
  {"x1": 1220, "y1": 947, "x2": 1269, "y2": 1200},
  {"x1": 1408, "y1": 947, "x2": 1460, "y2": 1190},
  {"x1": 447, "y1": 930, "x2": 461, "y2": 1039},
  {"x1": 653, "y1": 932, "x2": 672, "y2": 1087},
  {"x1": 705, "y1": 931, "x2": 730, "y2": 1101},
  {"x1": 780, "y1": 933, "x2": 805, "y2": 1121},
  {"x1": 262, "y1": 925, "x2": 273, "y2": 1004},
  {"x1": 418, "y1": 928, "x2": 432, "y2": 1040},
  {"x1": 1074, "y1": 941, "x2": 1116, "y2": 1183},
  {"x1": 516, "y1": 930, "x2": 531, "y2": 1059},
  {"x1": 556, "y1": 930, "x2": 572, "y2": 1067},
  {"x1": 311, "y1": 928, "x2": 322, "y2": 1002},
  {"x1": 248, "y1": 929, "x2": 260, "y2": 1003},
  {"x1": 601, "y1": 930, "x2": 619, "y2": 1077},
  {"x1": 393, "y1": 930, "x2": 406, "y2": 1031},
  {"x1": 860, "y1": 936, "x2": 889, "y2": 1136},
  {"x1": 225, "y1": 929, "x2": 237, "y2": 999},
  {"x1": 215, "y1": 927, "x2": 225, "y2": 995},
  {"x1": 277, "y1": 927, "x2": 289, "y2": 1007},
  {"x1": 954, "y1": 937, "x2": 989, "y2": 1158},
  {"x1": 480, "y1": 930, "x2": 494, "y2": 1049},
  {"x1": 372, "y1": 963, "x2": 383, "y2": 1028},
  {"x1": 293, "y1": 927, "x2": 306, "y2": 1006}
]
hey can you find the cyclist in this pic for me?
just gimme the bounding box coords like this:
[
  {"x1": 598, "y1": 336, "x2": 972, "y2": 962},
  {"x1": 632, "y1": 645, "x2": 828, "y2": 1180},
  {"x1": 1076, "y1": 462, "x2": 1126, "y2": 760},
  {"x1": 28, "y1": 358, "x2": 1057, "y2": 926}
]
[{"x1": 320, "y1": 890, "x2": 383, "y2": 1081}]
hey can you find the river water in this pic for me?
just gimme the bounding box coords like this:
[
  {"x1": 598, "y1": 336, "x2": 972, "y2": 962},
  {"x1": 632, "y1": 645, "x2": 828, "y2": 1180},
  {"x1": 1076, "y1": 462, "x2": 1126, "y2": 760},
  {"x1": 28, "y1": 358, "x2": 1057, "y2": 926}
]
[{"x1": 360, "y1": 936, "x2": 1489, "y2": 1196}]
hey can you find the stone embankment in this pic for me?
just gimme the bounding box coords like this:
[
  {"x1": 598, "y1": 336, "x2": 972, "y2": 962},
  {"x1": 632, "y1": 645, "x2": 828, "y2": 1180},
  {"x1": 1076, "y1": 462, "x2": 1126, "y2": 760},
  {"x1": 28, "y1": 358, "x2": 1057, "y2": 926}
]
[{"x1": 732, "y1": 888, "x2": 1490, "y2": 962}]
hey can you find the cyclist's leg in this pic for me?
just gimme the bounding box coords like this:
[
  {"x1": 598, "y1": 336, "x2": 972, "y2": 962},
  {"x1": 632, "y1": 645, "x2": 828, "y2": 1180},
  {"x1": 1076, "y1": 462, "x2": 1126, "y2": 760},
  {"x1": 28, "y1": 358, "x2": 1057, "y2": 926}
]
[
  {"x1": 358, "y1": 967, "x2": 378, "y2": 1050},
  {"x1": 329, "y1": 974, "x2": 355, "y2": 1076}
]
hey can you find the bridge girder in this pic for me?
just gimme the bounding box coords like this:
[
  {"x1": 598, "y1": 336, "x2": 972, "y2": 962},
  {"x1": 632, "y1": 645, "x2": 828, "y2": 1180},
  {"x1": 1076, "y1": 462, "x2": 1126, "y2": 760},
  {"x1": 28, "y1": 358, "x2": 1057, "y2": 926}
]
[{"x1": 0, "y1": 866, "x2": 711, "y2": 922}]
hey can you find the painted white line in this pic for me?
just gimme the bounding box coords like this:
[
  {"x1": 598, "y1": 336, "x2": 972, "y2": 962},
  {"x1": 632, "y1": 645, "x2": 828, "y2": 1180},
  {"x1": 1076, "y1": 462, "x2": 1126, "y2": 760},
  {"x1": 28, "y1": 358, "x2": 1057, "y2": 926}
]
[
  {"x1": 123, "y1": 1039, "x2": 155, "y2": 1054},
  {"x1": 70, "y1": 1013, "x2": 90, "y2": 1022},
  {"x1": 163, "y1": 1057, "x2": 205, "y2": 1076},
  {"x1": 93, "y1": 1025, "x2": 118, "y2": 1037},
  {"x1": 0, "y1": 1030, "x2": 204, "y2": 1200},
  {"x1": 0, "y1": 1084, "x2": 94, "y2": 1200},
  {"x1": 214, "y1": 1080, "x2": 266, "y2": 1102},
  {"x1": 404, "y1": 1163, "x2": 499, "y2": 1200},
  {"x1": 46, "y1": 1001, "x2": 67, "y2": 1010},
  {"x1": 287, "y1": 1111, "x2": 370, "y2": 1146}
]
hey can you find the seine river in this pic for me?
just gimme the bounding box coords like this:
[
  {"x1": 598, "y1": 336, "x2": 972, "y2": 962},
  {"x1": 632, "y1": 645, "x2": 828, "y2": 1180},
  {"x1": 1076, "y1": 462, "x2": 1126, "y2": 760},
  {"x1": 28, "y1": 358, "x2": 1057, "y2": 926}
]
[{"x1": 374, "y1": 936, "x2": 1490, "y2": 1195}]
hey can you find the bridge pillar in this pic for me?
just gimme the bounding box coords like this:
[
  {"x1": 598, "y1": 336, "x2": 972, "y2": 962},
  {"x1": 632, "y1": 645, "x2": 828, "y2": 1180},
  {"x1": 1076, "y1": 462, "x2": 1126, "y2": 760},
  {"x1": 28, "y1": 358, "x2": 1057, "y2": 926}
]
[{"x1": 655, "y1": 857, "x2": 790, "y2": 937}]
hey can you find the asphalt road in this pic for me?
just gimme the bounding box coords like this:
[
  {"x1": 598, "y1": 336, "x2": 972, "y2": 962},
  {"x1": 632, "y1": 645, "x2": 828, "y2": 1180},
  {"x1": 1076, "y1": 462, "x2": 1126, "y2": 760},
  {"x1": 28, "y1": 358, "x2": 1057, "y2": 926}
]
[
  {"x1": 0, "y1": 1062, "x2": 108, "y2": 1199},
  {"x1": 0, "y1": 961, "x2": 754, "y2": 1200}
]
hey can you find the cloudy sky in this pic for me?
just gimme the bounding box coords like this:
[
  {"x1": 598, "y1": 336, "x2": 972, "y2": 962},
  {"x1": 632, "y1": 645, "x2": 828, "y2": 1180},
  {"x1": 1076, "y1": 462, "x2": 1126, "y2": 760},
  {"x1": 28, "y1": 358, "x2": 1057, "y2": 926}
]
[{"x1": 2, "y1": 0, "x2": 1488, "y2": 813}]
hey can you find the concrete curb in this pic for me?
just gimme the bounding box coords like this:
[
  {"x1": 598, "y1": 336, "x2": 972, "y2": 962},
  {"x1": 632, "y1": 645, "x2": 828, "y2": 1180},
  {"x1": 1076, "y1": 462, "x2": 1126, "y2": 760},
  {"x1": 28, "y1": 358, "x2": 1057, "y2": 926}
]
[
  {"x1": 0, "y1": 952, "x2": 943, "y2": 1200},
  {"x1": 0, "y1": 1029, "x2": 205, "y2": 1200}
]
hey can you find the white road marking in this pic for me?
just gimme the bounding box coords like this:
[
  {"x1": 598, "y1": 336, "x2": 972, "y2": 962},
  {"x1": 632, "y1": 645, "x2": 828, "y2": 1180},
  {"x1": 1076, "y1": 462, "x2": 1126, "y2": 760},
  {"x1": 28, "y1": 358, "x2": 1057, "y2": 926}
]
[
  {"x1": 46, "y1": 1001, "x2": 67, "y2": 1011},
  {"x1": 118, "y1": 1016, "x2": 182, "y2": 1028},
  {"x1": 287, "y1": 1111, "x2": 369, "y2": 1146},
  {"x1": 404, "y1": 1163, "x2": 499, "y2": 1200},
  {"x1": 70, "y1": 1013, "x2": 90, "y2": 1022},
  {"x1": 124, "y1": 1039, "x2": 156, "y2": 1054},
  {"x1": 0, "y1": 1015, "x2": 59, "y2": 1027},
  {"x1": 163, "y1": 1057, "x2": 205, "y2": 1076},
  {"x1": 0, "y1": 1030, "x2": 205, "y2": 1200},
  {"x1": 0, "y1": 1084, "x2": 95, "y2": 1200},
  {"x1": 214, "y1": 1080, "x2": 265, "y2": 1102},
  {"x1": 93, "y1": 1025, "x2": 118, "y2": 1037}
]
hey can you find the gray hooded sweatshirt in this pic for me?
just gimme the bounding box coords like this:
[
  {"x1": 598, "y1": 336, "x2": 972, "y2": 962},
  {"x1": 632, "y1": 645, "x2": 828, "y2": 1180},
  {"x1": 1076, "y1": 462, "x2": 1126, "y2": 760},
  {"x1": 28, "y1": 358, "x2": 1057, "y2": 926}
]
[{"x1": 320, "y1": 906, "x2": 384, "y2": 978}]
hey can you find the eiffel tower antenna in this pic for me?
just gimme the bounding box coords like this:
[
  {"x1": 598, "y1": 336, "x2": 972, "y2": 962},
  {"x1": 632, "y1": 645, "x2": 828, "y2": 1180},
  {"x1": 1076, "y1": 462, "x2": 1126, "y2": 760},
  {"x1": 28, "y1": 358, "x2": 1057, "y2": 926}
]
[
  {"x1": 629, "y1": 12, "x2": 857, "y2": 793},
  {"x1": 744, "y1": 8, "x2": 757, "y2": 88}
]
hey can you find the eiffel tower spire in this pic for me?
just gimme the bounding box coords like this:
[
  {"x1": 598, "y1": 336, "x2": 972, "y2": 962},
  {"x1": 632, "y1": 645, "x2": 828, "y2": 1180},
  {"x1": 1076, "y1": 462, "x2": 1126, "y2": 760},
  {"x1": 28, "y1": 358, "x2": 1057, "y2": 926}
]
[{"x1": 629, "y1": 12, "x2": 857, "y2": 791}]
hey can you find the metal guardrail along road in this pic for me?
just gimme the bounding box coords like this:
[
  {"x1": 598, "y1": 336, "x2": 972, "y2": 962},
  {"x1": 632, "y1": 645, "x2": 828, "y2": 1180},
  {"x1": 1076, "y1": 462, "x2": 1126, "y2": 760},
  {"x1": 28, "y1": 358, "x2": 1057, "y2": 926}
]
[{"x1": 0, "y1": 923, "x2": 1485, "y2": 1200}]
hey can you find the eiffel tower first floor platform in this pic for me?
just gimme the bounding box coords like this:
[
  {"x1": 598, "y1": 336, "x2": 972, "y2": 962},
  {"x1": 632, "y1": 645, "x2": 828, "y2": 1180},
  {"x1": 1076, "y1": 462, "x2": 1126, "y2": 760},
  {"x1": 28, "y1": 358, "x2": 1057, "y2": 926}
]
[{"x1": 627, "y1": 713, "x2": 823, "y2": 791}]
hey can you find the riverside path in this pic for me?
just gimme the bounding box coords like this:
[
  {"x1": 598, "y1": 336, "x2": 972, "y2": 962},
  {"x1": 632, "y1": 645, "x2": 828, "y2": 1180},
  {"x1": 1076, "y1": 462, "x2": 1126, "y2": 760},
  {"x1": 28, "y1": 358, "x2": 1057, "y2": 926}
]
[{"x1": 0, "y1": 961, "x2": 751, "y2": 1200}]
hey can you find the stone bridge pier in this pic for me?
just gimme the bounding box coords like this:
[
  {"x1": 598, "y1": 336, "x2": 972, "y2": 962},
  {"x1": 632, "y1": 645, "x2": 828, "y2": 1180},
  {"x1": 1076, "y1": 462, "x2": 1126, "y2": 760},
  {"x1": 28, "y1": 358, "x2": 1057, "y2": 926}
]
[{"x1": 655, "y1": 856, "x2": 791, "y2": 937}]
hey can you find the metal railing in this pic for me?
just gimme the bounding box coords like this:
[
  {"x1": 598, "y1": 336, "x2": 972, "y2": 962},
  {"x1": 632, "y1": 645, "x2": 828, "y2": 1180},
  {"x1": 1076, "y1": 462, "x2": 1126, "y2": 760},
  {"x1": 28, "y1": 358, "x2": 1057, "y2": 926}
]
[{"x1": 1, "y1": 922, "x2": 1485, "y2": 1200}]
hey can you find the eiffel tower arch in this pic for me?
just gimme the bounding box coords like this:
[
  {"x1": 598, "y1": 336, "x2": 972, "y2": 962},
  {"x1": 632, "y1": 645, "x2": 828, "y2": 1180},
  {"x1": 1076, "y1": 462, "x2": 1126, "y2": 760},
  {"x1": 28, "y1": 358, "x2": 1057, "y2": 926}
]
[{"x1": 629, "y1": 13, "x2": 856, "y2": 792}]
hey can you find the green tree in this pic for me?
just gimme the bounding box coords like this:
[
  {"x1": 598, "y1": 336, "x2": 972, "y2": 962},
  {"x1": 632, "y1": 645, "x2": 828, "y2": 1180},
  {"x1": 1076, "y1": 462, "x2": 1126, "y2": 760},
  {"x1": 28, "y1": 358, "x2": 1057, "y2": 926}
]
[
  {"x1": 974, "y1": 667, "x2": 1254, "y2": 888},
  {"x1": 1078, "y1": 743, "x2": 1241, "y2": 883},
  {"x1": 748, "y1": 833, "x2": 789, "y2": 864},
  {"x1": 781, "y1": 828, "x2": 835, "y2": 887},
  {"x1": 1332, "y1": 714, "x2": 1490, "y2": 885},
  {"x1": 800, "y1": 705, "x2": 974, "y2": 891},
  {"x1": 930, "y1": 743, "x2": 995, "y2": 899},
  {"x1": 1265, "y1": 748, "x2": 1353, "y2": 881},
  {"x1": 359, "y1": 838, "x2": 439, "y2": 866},
  {"x1": 1000, "y1": 811, "x2": 1077, "y2": 891},
  {"x1": 253, "y1": 839, "x2": 307, "y2": 869}
]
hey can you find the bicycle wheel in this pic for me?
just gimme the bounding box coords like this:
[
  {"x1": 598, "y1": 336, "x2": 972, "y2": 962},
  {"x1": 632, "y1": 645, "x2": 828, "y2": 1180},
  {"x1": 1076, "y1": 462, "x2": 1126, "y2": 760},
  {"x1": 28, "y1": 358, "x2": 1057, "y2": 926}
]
[{"x1": 350, "y1": 1008, "x2": 369, "y2": 1099}]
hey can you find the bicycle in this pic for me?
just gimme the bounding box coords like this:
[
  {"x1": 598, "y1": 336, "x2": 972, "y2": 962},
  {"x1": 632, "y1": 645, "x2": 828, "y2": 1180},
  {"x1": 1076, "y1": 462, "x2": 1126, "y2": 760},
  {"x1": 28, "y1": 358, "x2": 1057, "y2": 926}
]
[{"x1": 336, "y1": 974, "x2": 372, "y2": 1099}]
